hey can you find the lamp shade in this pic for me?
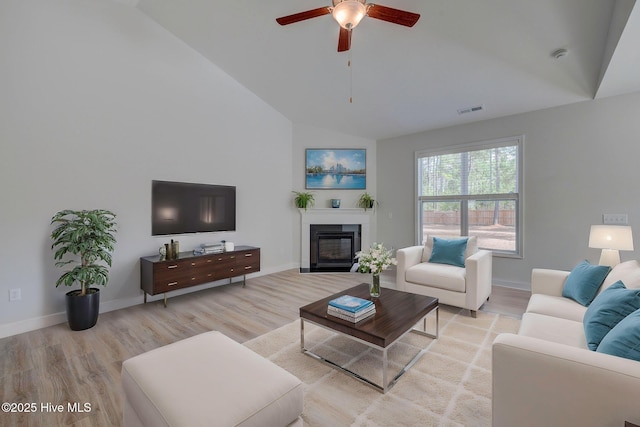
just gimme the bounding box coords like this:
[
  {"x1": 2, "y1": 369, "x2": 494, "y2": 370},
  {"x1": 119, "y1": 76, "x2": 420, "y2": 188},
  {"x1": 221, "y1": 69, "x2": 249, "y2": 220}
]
[
  {"x1": 332, "y1": 0, "x2": 367, "y2": 29},
  {"x1": 588, "y1": 225, "x2": 634, "y2": 250}
]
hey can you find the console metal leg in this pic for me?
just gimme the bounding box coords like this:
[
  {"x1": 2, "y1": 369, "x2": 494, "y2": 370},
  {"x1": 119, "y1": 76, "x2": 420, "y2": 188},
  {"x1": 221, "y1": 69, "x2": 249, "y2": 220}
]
[{"x1": 163, "y1": 293, "x2": 167, "y2": 308}]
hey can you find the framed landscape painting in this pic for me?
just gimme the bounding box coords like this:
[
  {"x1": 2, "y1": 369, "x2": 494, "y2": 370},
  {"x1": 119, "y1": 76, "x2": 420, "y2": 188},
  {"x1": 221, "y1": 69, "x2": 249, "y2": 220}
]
[{"x1": 305, "y1": 149, "x2": 366, "y2": 190}]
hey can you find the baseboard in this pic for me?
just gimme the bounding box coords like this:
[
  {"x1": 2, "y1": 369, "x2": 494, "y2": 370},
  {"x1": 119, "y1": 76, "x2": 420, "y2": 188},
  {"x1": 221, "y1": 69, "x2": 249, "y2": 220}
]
[
  {"x1": 0, "y1": 312, "x2": 67, "y2": 339},
  {"x1": 0, "y1": 294, "x2": 145, "y2": 339},
  {"x1": 0, "y1": 263, "x2": 298, "y2": 339}
]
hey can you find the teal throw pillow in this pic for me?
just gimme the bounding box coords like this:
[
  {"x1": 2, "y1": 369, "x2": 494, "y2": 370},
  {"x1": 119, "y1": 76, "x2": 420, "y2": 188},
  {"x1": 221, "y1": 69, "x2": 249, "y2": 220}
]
[
  {"x1": 562, "y1": 260, "x2": 611, "y2": 306},
  {"x1": 583, "y1": 281, "x2": 640, "y2": 350},
  {"x1": 597, "y1": 307, "x2": 640, "y2": 361},
  {"x1": 428, "y1": 237, "x2": 469, "y2": 268}
]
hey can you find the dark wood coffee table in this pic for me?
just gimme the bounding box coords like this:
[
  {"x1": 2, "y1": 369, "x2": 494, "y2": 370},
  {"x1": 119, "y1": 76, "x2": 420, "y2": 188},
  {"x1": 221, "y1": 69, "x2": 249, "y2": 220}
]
[{"x1": 300, "y1": 283, "x2": 438, "y2": 393}]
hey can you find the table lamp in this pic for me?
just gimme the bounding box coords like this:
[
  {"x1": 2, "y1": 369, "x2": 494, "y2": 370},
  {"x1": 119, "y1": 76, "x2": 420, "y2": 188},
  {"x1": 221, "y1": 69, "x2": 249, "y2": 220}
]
[{"x1": 588, "y1": 225, "x2": 634, "y2": 266}]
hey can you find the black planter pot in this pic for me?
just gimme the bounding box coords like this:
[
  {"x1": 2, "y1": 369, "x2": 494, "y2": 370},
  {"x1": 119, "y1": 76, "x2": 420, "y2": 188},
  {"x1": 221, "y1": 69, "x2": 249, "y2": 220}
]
[{"x1": 65, "y1": 288, "x2": 100, "y2": 331}]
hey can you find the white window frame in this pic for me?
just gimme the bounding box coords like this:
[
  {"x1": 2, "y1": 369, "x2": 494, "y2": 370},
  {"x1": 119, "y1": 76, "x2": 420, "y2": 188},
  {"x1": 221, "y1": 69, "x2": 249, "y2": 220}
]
[{"x1": 415, "y1": 135, "x2": 524, "y2": 258}]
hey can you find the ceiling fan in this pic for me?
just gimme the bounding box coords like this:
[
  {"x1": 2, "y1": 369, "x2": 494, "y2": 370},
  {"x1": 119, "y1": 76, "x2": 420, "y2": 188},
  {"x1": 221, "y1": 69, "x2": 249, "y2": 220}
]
[{"x1": 276, "y1": 0, "x2": 420, "y2": 52}]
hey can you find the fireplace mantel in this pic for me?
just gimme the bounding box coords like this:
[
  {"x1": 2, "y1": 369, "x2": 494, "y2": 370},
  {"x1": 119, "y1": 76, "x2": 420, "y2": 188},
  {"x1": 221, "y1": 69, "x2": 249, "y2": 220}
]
[{"x1": 299, "y1": 209, "x2": 372, "y2": 271}]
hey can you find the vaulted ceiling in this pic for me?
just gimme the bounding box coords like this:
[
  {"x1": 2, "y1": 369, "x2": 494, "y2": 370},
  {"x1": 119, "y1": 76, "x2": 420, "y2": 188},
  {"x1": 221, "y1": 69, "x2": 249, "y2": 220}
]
[{"x1": 133, "y1": 0, "x2": 640, "y2": 140}]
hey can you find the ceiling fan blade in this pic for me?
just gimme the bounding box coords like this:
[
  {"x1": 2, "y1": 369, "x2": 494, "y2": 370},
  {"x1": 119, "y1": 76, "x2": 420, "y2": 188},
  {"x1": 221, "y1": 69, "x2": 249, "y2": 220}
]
[
  {"x1": 276, "y1": 7, "x2": 331, "y2": 25},
  {"x1": 337, "y1": 27, "x2": 352, "y2": 52},
  {"x1": 366, "y1": 4, "x2": 420, "y2": 27}
]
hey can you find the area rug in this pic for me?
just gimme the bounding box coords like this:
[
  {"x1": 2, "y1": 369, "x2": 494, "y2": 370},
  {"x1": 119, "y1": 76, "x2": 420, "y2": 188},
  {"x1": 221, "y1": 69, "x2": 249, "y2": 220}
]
[{"x1": 243, "y1": 307, "x2": 520, "y2": 427}]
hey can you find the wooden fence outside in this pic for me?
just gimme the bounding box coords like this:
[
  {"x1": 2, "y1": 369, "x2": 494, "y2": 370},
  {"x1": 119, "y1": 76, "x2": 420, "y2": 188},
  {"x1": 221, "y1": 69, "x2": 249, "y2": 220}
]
[{"x1": 423, "y1": 210, "x2": 516, "y2": 226}]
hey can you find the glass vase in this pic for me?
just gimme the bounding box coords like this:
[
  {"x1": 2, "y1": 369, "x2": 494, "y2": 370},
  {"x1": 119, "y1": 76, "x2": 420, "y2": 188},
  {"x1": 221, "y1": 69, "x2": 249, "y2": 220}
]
[{"x1": 370, "y1": 274, "x2": 381, "y2": 298}]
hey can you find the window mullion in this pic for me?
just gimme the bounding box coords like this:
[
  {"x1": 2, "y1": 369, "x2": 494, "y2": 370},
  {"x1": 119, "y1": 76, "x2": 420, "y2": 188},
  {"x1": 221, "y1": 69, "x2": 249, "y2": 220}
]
[
  {"x1": 419, "y1": 193, "x2": 518, "y2": 202},
  {"x1": 461, "y1": 200, "x2": 469, "y2": 236}
]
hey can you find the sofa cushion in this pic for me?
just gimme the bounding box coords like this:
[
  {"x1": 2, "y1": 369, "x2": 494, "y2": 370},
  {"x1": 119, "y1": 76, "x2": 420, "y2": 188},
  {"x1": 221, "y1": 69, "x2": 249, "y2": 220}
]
[
  {"x1": 518, "y1": 312, "x2": 588, "y2": 349},
  {"x1": 422, "y1": 235, "x2": 477, "y2": 263},
  {"x1": 561, "y1": 261, "x2": 611, "y2": 306},
  {"x1": 584, "y1": 281, "x2": 640, "y2": 351},
  {"x1": 526, "y1": 293, "x2": 586, "y2": 322},
  {"x1": 428, "y1": 237, "x2": 468, "y2": 267},
  {"x1": 598, "y1": 260, "x2": 640, "y2": 295},
  {"x1": 405, "y1": 262, "x2": 466, "y2": 292},
  {"x1": 597, "y1": 308, "x2": 640, "y2": 361}
]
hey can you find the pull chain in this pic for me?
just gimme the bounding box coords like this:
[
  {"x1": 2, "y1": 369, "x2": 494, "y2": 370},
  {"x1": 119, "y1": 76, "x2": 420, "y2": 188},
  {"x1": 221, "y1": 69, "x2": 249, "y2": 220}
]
[{"x1": 348, "y1": 49, "x2": 353, "y2": 103}]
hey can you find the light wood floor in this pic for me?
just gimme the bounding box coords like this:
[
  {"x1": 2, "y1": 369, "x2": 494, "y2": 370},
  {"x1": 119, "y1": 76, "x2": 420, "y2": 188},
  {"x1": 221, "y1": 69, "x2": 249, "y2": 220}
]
[{"x1": 0, "y1": 269, "x2": 529, "y2": 427}]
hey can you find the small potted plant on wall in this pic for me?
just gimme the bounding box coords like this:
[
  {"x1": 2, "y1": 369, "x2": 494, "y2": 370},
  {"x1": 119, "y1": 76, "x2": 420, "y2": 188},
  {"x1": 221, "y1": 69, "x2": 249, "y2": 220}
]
[
  {"x1": 358, "y1": 192, "x2": 377, "y2": 211},
  {"x1": 292, "y1": 191, "x2": 315, "y2": 210},
  {"x1": 50, "y1": 209, "x2": 117, "y2": 331}
]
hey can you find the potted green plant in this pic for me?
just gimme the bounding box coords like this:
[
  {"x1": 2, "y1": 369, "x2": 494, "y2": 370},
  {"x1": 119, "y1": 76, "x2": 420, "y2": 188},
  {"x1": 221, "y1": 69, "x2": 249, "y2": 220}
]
[
  {"x1": 357, "y1": 192, "x2": 377, "y2": 211},
  {"x1": 292, "y1": 191, "x2": 315, "y2": 210},
  {"x1": 50, "y1": 209, "x2": 117, "y2": 331}
]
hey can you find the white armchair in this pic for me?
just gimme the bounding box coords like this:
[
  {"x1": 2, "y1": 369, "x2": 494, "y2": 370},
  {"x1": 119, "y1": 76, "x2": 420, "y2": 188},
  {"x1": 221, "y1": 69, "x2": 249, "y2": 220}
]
[{"x1": 396, "y1": 236, "x2": 492, "y2": 317}]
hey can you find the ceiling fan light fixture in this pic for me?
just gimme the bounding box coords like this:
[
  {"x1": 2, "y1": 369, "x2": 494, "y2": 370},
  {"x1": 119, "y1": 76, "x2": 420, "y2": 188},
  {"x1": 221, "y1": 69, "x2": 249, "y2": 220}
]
[{"x1": 332, "y1": 0, "x2": 367, "y2": 30}]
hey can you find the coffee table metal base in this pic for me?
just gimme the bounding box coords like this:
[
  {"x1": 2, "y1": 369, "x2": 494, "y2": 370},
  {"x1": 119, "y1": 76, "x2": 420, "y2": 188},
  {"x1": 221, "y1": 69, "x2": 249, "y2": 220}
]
[{"x1": 300, "y1": 306, "x2": 438, "y2": 393}]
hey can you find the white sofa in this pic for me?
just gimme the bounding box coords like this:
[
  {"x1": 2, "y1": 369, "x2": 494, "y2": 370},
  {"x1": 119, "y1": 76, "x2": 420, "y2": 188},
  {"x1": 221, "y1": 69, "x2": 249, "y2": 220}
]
[
  {"x1": 492, "y1": 260, "x2": 640, "y2": 427},
  {"x1": 396, "y1": 236, "x2": 493, "y2": 317}
]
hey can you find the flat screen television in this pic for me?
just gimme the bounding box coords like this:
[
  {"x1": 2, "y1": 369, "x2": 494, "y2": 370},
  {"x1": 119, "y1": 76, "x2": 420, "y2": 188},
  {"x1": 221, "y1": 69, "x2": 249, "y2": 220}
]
[{"x1": 152, "y1": 180, "x2": 236, "y2": 236}]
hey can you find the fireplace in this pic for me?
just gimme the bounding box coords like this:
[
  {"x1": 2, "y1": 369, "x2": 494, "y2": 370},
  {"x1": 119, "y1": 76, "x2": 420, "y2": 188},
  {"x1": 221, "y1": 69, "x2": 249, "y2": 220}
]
[
  {"x1": 299, "y1": 208, "x2": 371, "y2": 273},
  {"x1": 309, "y1": 224, "x2": 361, "y2": 272}
]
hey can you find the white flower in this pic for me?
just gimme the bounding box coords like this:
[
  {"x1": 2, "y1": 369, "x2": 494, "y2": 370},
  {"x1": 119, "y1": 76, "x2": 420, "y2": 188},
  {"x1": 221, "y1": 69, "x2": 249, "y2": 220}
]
[{"x1": 355, "y1": 243, "x2": 397, "y2": 275}]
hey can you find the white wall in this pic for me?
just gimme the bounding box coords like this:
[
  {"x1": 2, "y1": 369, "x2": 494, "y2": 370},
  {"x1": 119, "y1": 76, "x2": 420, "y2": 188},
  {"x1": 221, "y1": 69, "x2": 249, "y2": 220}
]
[
  {"x1": 377, "y1": 92, "x2": 640, "y2": 289},
  {"x1": 291, "y1": 123, "x2": 377, "y2": 264},
  {"x1": 0, "y1": 0, "x2": 293, "y2": 336}
]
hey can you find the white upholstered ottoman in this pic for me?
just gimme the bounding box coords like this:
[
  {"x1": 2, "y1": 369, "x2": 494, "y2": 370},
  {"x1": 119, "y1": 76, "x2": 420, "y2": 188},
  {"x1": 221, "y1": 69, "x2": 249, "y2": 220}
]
[{"x1": 121, "y1": 331, "x2": 303, "y2": 427}]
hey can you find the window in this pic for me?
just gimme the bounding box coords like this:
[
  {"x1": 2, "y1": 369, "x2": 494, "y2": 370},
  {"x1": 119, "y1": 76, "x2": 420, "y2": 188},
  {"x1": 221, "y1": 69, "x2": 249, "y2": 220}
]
[{"x1": 416, "y1": 136, "x2": 523, "y2": 257}]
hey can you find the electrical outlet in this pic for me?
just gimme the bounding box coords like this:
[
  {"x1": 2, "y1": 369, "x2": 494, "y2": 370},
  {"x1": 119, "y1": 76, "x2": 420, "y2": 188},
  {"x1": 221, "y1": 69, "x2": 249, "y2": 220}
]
[
  {"x1": 603, "y1": 214, "x2": 628, "y2": 225},
  {"x1": 9, "y1": 288, "x2": 21, "y2": 301}
]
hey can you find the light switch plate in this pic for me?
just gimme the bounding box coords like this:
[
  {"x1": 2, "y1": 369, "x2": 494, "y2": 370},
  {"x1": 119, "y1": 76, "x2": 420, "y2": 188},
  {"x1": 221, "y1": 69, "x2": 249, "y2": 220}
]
[{"x1": 603, "y1": 214, "x2": 628, "y2": 225}]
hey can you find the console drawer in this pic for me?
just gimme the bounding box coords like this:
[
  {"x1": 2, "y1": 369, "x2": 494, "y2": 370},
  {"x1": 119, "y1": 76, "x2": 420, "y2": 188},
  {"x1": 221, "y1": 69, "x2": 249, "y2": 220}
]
[
  {"x1": 153, "y1": 277, "x2": 191, "y2": 294},
  {"x1": 153, "y1": 260, "x2": 193, "y2": 281}
]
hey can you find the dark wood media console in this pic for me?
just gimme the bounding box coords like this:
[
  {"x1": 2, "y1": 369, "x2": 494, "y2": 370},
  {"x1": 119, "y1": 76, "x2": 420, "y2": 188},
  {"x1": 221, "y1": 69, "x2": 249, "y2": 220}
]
[{"x1": 140, "y1": 245, "x2": 260, "y2": 306}]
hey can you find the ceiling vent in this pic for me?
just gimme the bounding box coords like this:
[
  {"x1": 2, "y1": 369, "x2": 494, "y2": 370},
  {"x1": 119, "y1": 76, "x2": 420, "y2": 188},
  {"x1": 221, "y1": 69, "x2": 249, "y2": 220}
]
[
  {"x1": 551, "y1": 48, "x2": 568, "y2": 59},
  {"x1": 457, "y1": 105, "x2": 484, "y2": 115}
]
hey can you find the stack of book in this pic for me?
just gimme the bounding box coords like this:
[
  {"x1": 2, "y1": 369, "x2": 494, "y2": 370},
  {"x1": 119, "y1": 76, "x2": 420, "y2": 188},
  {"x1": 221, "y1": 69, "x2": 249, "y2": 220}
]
[
  {"x1": 327, "y1": 295, "x2": 376, "y2": 323},
  {"x1": 194, "y1": 243, "x2": 224, "y2": 255}
]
